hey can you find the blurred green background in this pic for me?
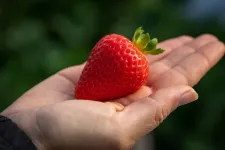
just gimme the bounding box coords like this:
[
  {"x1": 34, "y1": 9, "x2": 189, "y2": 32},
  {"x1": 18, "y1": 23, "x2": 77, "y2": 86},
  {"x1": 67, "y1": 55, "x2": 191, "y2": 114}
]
[{"x1": 0, "y1": 0, "x2": 225, "y2": 150}]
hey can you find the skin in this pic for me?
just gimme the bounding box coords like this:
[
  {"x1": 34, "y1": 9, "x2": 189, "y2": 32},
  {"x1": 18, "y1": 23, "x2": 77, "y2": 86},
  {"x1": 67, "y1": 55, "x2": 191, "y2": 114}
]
[{"x1": 1, "y1": 34, "x2": 224, "y2": 150}]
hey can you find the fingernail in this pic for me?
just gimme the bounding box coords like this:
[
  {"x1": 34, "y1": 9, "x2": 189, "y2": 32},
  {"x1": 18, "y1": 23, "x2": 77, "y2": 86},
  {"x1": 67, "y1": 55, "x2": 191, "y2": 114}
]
[
  {"x1": 113, "y1": 102, "x2": 125, "y2": 111},
  {"x1": 106, "y1": 102, "x2": 125, "y2": 111},
  {"x1": 180, "y1": 89, "x2": 199, "y2": 106}
]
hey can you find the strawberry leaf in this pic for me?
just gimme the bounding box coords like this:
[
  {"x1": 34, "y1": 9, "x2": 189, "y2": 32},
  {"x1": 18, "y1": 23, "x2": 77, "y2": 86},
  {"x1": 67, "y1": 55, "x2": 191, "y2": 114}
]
[
  {"x1": 144, "y1": 38, "x2": 158, "y2": 51},
  {"x1": 148, "y1": 48, "x2": 165, "y2": 55},
  {"x1": 135, "y1": 33, "x2": 150, "y2": 50},
  {"x1": 132, "y1": 27, "x2": 165, "y2": 55},
  {"x1": 132, "y1": 27, "x2": 144, "y2": 43}
]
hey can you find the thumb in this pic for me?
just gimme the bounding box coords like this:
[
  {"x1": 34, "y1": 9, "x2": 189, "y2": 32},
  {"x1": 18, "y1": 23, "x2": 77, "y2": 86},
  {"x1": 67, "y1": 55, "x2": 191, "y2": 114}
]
[{"x1": 117, "y1": 85, "x2": 198, "y2": 142}]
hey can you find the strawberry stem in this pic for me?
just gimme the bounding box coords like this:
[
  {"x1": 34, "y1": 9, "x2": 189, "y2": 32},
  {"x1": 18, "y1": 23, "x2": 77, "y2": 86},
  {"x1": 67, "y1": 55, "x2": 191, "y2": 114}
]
[{"x1": 132, "y1": 27, "x2": 165, "y2": 55}]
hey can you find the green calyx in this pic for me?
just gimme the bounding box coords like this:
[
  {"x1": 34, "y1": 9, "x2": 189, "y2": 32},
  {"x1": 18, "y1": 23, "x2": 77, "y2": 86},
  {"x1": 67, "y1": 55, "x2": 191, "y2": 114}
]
[{"x1": 132, "y1": 27, "x2": 165, "y2": 55}]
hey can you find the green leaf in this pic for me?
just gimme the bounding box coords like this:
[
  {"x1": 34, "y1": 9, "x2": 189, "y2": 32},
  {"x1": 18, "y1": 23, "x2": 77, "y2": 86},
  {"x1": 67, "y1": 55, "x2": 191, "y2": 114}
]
[
  {"x1": 132, "y1": 27, "x2": 144, "y2": 43},
  {"x1": 131, "y1": 27, "x2": 165, "y2": 55},
  {"x1": 135, "y1": 33, "x2": 150, "y2": 50},
  {"x1": 148, "y1": 48, "x2": 165, "y2": 55},
  {"x1": 144, "y1": 38, "x2": 158, "y2": 51}
]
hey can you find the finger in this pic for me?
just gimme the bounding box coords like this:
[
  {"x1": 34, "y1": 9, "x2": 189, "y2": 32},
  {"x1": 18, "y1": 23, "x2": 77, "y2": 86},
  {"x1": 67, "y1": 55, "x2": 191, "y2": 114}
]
[
  {"x1": 147, "y1": 35, "x2": 193, "y2": 64},
  {"x1": 185, "y1": 34, "x2": 218, "y2": 49},
  {"x1": 35, "y1": 62, "x2": 85, "y2": 98},
  {"x1": 117, "y1": 86, "x2": 198, "y2": 141},
  {"x1": 150, "y1": 41, "x2": 225, "y2": 89},
  {"x1": 148, "y1": 34, "x2": 221, "y2": 85},
  {"x1": 162, "y1": 34, "x2": 219, "y2": 67},
  {"x1": 114, "y1": 86, "x2": 152, "y2": 106},
  {"x1": 2, "y1": 63, "x2": 86, "y2": 115},
  {"x1": 174, "y1": 40, "x2": 225, "y2": 86},
  {"x1": 39, "y1": 63, "x2": 85, "y2": 97}
]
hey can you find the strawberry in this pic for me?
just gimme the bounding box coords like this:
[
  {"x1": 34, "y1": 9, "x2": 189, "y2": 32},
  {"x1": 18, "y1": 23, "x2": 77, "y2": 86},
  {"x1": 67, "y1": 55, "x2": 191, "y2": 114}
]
[{"x1": 74, "y1": 27, "x2": 164, "y2": 101}]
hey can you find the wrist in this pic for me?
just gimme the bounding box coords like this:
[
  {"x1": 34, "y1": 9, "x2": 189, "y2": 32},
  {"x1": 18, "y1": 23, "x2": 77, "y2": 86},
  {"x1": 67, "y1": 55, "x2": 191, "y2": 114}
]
[
  {"x1": 5, "y1": 110, "x2": 48, "y2": 150},
  {"x1": 0, "y1": 114, "x2": 37, "y2": 150}
]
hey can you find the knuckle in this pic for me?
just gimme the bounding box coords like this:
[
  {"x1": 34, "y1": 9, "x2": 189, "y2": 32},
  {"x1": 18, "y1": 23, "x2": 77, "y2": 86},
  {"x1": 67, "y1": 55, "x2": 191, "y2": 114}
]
[
  {"x1": 155, "y1": 104, "x2": 169, "y2": 126},
  {"x1": 150, "y1": 98, "x2": 168, "y2": 126}
]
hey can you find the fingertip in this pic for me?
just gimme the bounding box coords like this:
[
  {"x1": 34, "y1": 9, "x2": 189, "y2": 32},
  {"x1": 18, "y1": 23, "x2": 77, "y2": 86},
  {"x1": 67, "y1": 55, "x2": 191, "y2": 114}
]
[
  {"x1": 129, "y1": 85, "x2": 152, "y2": 102},
  {"x1": 218, "y1": 41, "x2": 225, "y2": 50},
  {"x1": 209, "y1": 41, "x2": 225, "y2": 53},
  {"x1": 197, "y1": 34, "x2": 218, "y2": 41},
  {"x1": 138, "y1": 86, "x2": 152, "y2": 95},
  {"x1": 179, "y1": 88, "x2": 199, "y2": 106},
  {"x1": 150, "y1": 85, "x2": 198, "y2": 109},
  {"x1": 178, "y1": 35, "x2": 194, "y2": 42}
]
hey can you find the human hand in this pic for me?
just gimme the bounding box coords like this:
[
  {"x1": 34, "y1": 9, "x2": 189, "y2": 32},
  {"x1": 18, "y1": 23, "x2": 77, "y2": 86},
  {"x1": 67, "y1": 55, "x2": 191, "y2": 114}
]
[{"x1": 1, "y1": 34, "x2": 224, "y2": 150}]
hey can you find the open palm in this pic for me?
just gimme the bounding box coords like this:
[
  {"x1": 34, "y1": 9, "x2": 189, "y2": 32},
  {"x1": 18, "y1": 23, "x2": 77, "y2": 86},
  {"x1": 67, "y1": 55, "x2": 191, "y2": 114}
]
[{"x1": 2, "y1": 34, "x2": 224, "y2": 150}]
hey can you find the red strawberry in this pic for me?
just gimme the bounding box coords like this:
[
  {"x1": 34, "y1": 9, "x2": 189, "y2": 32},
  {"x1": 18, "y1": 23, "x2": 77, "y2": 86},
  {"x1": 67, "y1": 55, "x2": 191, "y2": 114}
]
[{"x1": 75, "y1": 27, "x2": 164, "y2": 101}]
